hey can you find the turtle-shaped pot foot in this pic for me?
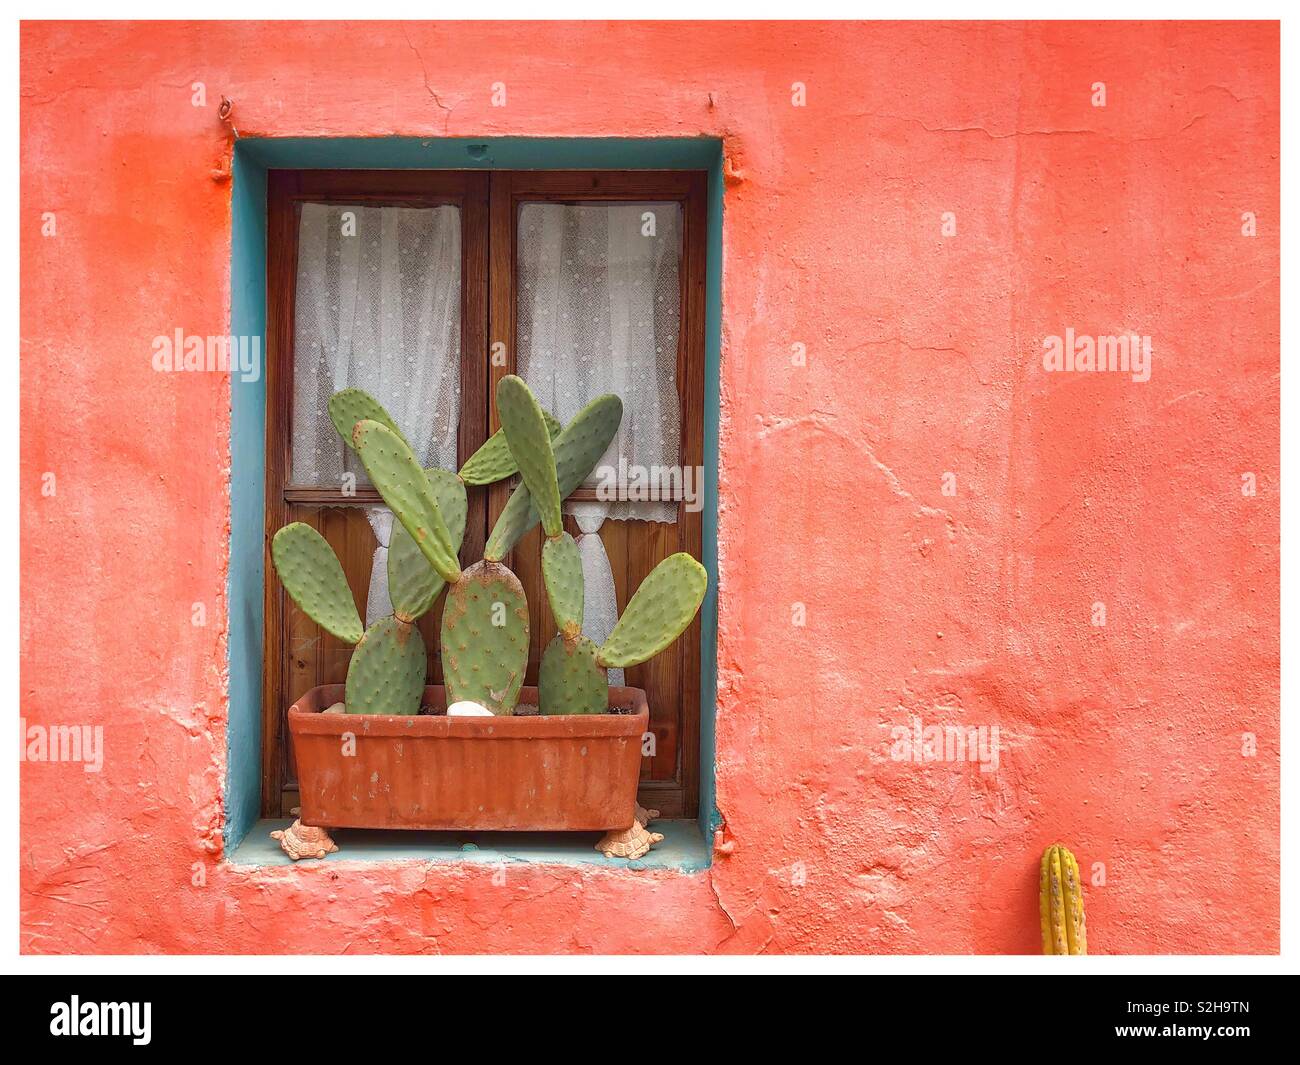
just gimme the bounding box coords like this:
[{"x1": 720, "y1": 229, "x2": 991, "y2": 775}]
[
  {"x1": 596, "y1": 819, "x2": 664, "y2": 860},
  {"x1": 634, "y1": 803, "x2": 660, "y2": 826},
  {"x1": 271, "y1": 819, "x2": 339, "y2": 861}
]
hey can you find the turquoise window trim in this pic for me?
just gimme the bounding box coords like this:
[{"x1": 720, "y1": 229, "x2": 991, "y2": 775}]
[
  {"x1": 226, "y1": 137, "x2": 724, "y2": 861},
  {"x1": 226, "y1": 151, "x2": 266, "y2": 850},
  {"x1": 230, "y1": 818, "x2": 711, "y2": 872}
]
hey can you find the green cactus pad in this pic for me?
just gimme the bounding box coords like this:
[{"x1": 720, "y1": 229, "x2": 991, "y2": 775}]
[
  {"x1": 440, "y1": 560, "x2": 529, "y2": 714},
  {"x1": 270, "y1": 523, "x2": 363, "y2": 645},
  {"x1": 496, "y1": 375, "x2": 563, "y2": 537},
  {"x1": 458, "y1": 409, "x2": 562, "y2": 485},
  {"x1": 541, "y1": 532, "x2": 584, "y2": 635},
  {"x1": 328, "y1": 387, "x2": 408, "y2": 450},
  {"x1": 344, "y1": 616, "x2": 426, "y2": 715},
  {"x1": 598, "y1": 552, "x2": 708, "y2": 669},
  {"x1": 388, "y1": 468, "x2": 468, "y2": 622},
  {"x1": 539, "y1": 634, "x2": 608, "y2": 716},
  {"x1": 353, "y1": 419, "x2": 461, "y2": 585},
  {"x1": 484, "y1": 393, "x2": 623, "y2": 561}
]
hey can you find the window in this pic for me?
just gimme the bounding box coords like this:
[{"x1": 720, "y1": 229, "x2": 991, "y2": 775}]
[{"x1": 263, "y1": 169, "x2": 708, "y2": 820}]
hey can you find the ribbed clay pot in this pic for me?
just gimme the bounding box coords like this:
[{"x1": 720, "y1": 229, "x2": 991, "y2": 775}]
[{"x1": 288, "y1": 684, "x2": 648, "y2": 831}]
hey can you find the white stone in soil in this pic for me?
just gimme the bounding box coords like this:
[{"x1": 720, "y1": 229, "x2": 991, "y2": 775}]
[{"x1": 446, "y1": 700, "x2": 493, "y2": 717}]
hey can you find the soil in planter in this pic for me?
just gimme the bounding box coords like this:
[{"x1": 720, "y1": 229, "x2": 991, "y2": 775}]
[{"x1": 413, "y1": 700, "x2": 635, "y2": 716}]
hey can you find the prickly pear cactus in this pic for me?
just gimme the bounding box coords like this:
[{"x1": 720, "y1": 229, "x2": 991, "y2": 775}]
[
  {"x1": 388, "y1": 525, "x2": 442, "y2": 623},
  {"x1": 541, "y1": 532, "x2": 584, "y2": 634},
  {"x1": 1040, "y1": 843, "x2": 1088, "y2": 955},
  {"x1": 328, "y1": 386, "x2": 410, "y2": 450},
  {"x1": 387, "y1": 468, "x2": 467, "y2": 622},
  {"x1": 485, "y1": 393, "x2": 623, "y2": 561},
  {"x1": 353, "y1": 419, "x2": 461, "y2": 584},
  {"x1": 598, "y1": 553, "x2": 708, "y2": 669},
  {"x1": 480, "y1": 376, "x2": 709, "y2": 717},
  {"x1": 270, "y1": 523, "x2": 364, "y2": 645},
  {"x1": 343, "y1": 616, "x2": 427, "y2": 716},
  {"x1": 539, "y1": 634, "x2": 607, "y2": 715},
  {"x1": 327, "y1": 388, "x2": 467, "y2": 621},
  {"x1": 278, "y1": 376, "x2": 710, "y2": 727},
  {"x1": 538, "y1": 552, "x2": 708, "y2": 715},
  {"x1": 272, "y1": 391, "x2": 434, "y2": 716},
  {"x1": 496, "y1": 374, "x2": 563, "y2": 537},
  {"x1": 440, "y1": 560, "x2": 529, "y2": 714},
  {"x1": 459, "y1": 409, "x2": 562, "y2": 486}
]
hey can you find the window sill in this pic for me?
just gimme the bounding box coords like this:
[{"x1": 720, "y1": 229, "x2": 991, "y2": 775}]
[{"x1": 229, "y1": 818, "x2": 711, "y2": 872}]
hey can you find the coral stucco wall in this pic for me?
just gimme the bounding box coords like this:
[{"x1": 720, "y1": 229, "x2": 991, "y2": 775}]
[{"x1": 20, "y1": 21, "x2": 1279, "y2": 953}]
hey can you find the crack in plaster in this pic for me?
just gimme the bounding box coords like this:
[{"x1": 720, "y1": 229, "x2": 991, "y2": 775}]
[
  {"x1": 850, "y1": 111, "x2": 1210, "y2": 144},
  {"x1": 401, "y1": 25, "x2": 454, "y2": 134},
  {"x1": 758, "y1": 411, "x2": 956, "y2": 525}
]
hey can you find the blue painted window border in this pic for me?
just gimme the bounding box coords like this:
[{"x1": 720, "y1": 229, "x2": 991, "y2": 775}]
[{"x1": 227, "y1": 138, "x2": 723, "y2": 853}]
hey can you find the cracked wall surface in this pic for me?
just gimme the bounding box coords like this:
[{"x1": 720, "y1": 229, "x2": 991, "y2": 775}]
[{"x1": 20, "y1": 20, "x2": 1278, "y2": 953}]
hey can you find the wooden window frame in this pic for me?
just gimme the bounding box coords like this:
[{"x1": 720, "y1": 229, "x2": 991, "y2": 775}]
[{"x1": 262, "y1": 168, "x2": 707, "y2": 821}]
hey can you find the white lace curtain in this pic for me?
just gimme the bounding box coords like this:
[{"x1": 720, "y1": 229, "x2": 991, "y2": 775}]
[
  {"x1": 292, "y1": 202, "x2": 461, "y2": 485},
  {"x1": 517, "y1": 202, "x2": 683, "y2": 680},
  {"x1": 292, "y1": 202, "x2": 461, "y2": 626}
]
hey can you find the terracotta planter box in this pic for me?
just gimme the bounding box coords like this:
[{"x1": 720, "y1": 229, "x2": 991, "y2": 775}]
[{"x1": 288, "y1": 684, "x2": 648, "y2": 832}]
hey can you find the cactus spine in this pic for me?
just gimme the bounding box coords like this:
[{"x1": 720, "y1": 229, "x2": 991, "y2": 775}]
[{"x1": 1040, "y1": 843, "x2": 1087, "y2": 955}]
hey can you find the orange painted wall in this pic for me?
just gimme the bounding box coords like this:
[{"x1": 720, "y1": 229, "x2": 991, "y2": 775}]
[{"x1": 20, "y1": 21, "x2": 1278, "y2": 953}]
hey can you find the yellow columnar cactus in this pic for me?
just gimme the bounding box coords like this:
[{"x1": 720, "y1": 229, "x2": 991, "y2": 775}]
[{"x1": 1040, "y1": 843, "x2": 1087, "y2": 955}]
